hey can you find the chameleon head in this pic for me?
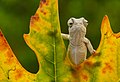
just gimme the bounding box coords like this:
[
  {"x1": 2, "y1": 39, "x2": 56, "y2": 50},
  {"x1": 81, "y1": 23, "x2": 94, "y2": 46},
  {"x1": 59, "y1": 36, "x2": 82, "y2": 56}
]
[
  {"x1": 68, "y1": 17, "x2": 88, "y2": 37},
  {"x1": 67, "y1": 17, "x2": 88, "y2": 27}
]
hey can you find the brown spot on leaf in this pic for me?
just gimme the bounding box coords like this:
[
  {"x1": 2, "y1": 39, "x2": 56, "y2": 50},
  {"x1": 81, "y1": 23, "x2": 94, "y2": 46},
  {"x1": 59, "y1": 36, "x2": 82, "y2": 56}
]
[
  {"x1": 4, "y1": 50, "x2": 14, "y2": 65},
  {"x1": 116, "y1": 35, "x2": 120, "y2": 38},
  {"x1": 71, "y1": 69, "x2": 79, "y2": 78},
  {"x1": 40, "y1": 9, "x2": 47, "y2": 15},
  {"x1": 30, "y1": 15, "x2": 39, "y2": 26},
  {"x1": 31, "y1": 15, "x2": 39, "y2": 21},
  {"x1": 110, "y1": 59, "x2": 113, "y2": 63},
  {"x1": 102, "y1": 62, "x2": 113, "y2": 74},
  {"x1": 92, "y1": 52, "x2": 101, "y2": 57},
  {"x1": 15, "y1": 69, "x2": 23, "y2": 80},
  {"x1": 39, "y1": 0, "x2": 49, "y2": 15},
  {"x1": 84, "y1": 61, "x2": 101, "y2": 70},
  {"x1": 41, "y1": 0, "x2": 49, "y2": 6},
  {"x1": 82, "y1": 74, "x2": 88, "y2": 81},
  {"x1": 0, "y1": 32, "x2": 8, "y2": 50},
  {"x1": 0, "y1": 32, "x2": 3, "y2": 37},
  {"x1": 41, "y1": 0, "x2": 46, "y2": 3},
  {"x1": 113, "y1": 34, "x2": 120, "y2": 39},
  {"x1": 40, "y1": 0, "x2": 49, "y2": 8},
  {"x1": 43, "y1": 12, "x2": 46, "y2": 15},
  {"x1": 84, "y1": 61, "x2": 94, "y2": 67},
  {"x1": 74, "y1": 65, "x2": 81, "y2": 70}
]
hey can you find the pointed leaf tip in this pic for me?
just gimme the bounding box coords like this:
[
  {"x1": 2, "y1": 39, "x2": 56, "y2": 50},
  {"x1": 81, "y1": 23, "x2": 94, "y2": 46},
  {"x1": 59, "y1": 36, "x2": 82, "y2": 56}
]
[{"x1": 101, "y1": 15, "x2": 113, "y2": 37}]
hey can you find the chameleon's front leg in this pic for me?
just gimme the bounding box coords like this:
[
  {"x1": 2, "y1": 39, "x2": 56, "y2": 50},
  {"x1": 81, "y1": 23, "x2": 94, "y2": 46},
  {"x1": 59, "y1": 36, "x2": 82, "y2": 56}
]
[
  {"x1": 61, "y1": 33, "x2": 70, "y2": 40},
  {"x1": 83, "y1": 37, "x2": 96, "y2": 54}
]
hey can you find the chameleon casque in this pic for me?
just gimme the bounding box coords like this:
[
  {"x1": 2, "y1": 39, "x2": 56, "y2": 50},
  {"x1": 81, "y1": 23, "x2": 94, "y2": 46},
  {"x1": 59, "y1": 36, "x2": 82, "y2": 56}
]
[{"x1": 61, "y1": 17, "x2": 95, "y2": 65}]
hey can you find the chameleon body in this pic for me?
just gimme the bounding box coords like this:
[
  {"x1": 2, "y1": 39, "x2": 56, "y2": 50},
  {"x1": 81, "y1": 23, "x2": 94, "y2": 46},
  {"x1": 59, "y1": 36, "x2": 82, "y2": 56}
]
[{"x1": 61, "y1": 17, "x2": 95, "y2": 65}]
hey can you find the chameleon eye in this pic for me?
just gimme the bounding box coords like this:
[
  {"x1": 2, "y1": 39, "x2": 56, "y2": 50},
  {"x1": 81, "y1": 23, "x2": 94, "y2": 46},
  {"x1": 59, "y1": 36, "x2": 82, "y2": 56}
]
[
  {"x1": 69, "y1": 23, "x2": 73, "y2": 26},
  {"x1": 68, "y1": 17, "x2": 75, "y2": 27}
]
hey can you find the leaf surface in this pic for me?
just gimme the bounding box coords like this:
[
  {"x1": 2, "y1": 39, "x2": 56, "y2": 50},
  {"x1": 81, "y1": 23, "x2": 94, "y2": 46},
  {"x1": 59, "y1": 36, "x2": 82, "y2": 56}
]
[
  {"x1": 0, "y1": 31, "x2": 36, "y2": 82},
  {"x1": 0, "y1": 0, "x2": 120, "y2": 82},
  {"x1": 23, "y1": 0, "x2": 73, "y2": 81}
]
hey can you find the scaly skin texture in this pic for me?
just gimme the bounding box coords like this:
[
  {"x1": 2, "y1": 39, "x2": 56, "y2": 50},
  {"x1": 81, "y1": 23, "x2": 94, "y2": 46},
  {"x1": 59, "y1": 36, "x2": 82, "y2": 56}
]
[{"x1": 62, "y1": 17, "x2": 95, "y2": 65}]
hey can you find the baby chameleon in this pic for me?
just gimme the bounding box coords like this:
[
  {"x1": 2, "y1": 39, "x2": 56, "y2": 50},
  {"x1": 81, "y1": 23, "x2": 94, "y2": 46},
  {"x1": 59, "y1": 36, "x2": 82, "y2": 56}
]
[{"x1": 61, "y1": 17, "x2": 95, "y2": 65}]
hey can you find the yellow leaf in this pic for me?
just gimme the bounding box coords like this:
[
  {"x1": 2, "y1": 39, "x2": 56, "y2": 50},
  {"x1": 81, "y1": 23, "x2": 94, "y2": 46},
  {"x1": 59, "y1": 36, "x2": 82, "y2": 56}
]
[
  {"x1": 23, "y1": 0, "x2": 74, "y2": 81},
  {"x1": 0, "y1": 31, "x2": 36, "y2": 82}
]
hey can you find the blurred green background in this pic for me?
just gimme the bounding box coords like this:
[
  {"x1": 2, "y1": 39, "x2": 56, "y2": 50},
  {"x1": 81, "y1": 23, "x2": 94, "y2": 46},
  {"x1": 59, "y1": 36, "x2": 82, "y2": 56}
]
[{"x1": 0, "y1": 0, "x2": 120, "y2": 73}]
